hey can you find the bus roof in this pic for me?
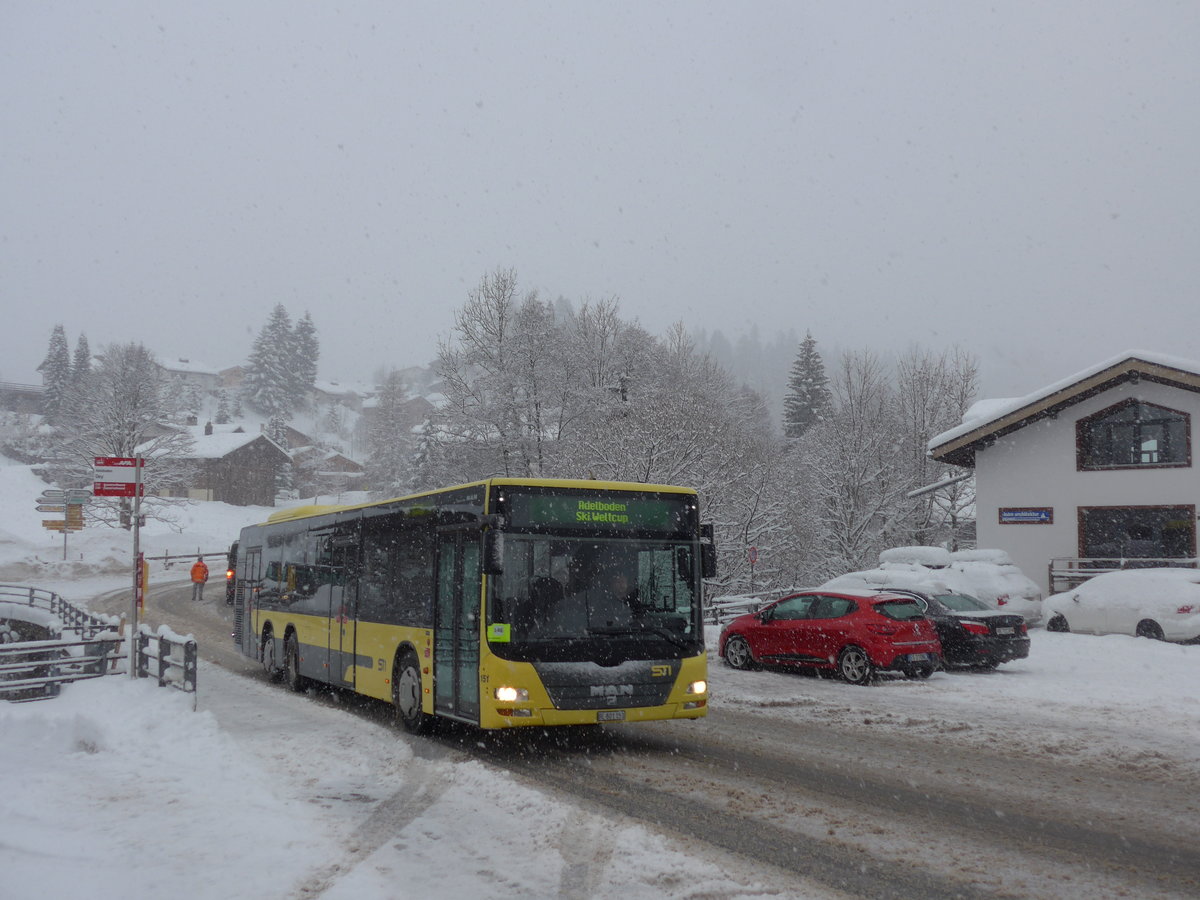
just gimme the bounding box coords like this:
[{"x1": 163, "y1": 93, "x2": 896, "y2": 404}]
[{"x1": 253, "y1": 477, "x2": 698, "y2": 527}]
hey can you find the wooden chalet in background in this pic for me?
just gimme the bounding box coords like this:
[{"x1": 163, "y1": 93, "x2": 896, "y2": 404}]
[{"x1": 149, "y1": 423, "x2": 290, "y2": 507}]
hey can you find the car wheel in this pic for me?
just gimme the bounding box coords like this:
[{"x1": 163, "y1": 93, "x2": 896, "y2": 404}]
[
  {"x1": 723, "y1": 635, "x2": 758, "y2": 670},
  {"x1": 837, "y1": 646, "x2": 874, "y2": 685},
  {"x1": 1135, "y1": 619, "x2": 1165, "y2": 641},
  {"x1": 1046, "y1": 614, "x2": 1070, "y2": 633}
]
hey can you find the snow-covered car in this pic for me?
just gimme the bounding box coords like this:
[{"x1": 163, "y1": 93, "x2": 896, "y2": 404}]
[
  {"x1": 1044, "y1": 568, "x2": 1200, "y2": 642},
  {"x1": 866, "y1": 547, "x2": 1044, "y2": 625}
]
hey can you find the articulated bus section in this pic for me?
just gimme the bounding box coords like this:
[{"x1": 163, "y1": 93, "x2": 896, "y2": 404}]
[{"x1": 233, "y1": 477, "x2": 714, "y2": 731}]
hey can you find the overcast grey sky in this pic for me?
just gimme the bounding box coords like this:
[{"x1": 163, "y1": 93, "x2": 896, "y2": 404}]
[{"x1": 3, "y1": 2, "x2": 1197, "y2": 398}]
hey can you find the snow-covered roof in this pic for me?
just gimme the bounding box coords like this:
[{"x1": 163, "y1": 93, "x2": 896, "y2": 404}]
[
  {"x1": 156, "y1": 357, "x2": 221, "y2": 376},
  {"x1": 138, "y1": 423, "x2": 287, "y2": 460},
  {"x1": 928, "y1": 350, "x2": 1200, "y2": 468}
]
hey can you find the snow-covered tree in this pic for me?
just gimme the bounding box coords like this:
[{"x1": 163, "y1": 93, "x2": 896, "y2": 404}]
[
  {"x1": 71, "y1": 333, "x2": 91, "y2": 385},
  {"x1": 53, "y1": 342, "x2": 196, "y2": 530},
  {"x1": 267, "y1": 413, "x2": 289, "y2": 449},
  {"x1": 275, "y1": 460, "x2": 296, "y2": 501},
  {"x1": 214, "y1": 390, "x2": 232, "y2": 425},
  {"x1": 782, "y1": 331, "x2": 831, "y2": 439},
  {"x1": 293, "y1": 311, "x2": 320, "y2": 409},
  {"x1": 795, "y1": 349, "x2": 907, "y2": 578},
  {"x1": 366, "y1": 369, "x2": 416, "y2": 496},
  {"x1": 40, "y1": 325, "x2": 72, "y2": 422},
  {"x1": 892, "y1": 345, "x2": 979, "y2": 547},
  {"x1": 242, "y1": 304, "x2": 296, "y2": 420},
  {"x1": 430, "y1": 267, "x2": 541, "y2": 479},
  {"x1": 322, "y1": 401, "x2": 342, "y2": 439}
]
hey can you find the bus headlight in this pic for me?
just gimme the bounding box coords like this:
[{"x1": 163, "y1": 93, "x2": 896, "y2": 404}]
[
  {"x1": 686, "y1": 680, "x2": 707, "y2": 695},
  {"x1": 494, "y1": 686, "x2": 529, "y2": 702}
]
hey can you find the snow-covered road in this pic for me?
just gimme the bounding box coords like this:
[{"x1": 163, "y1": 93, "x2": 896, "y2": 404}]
[{"x1": 5, "y1": 577, "x2": 1199, "y2": 900}]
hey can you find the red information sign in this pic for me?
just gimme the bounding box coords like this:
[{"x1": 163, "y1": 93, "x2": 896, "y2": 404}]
[{"x1": 93, "y1": 456, "x2": 145, "y2": 497}]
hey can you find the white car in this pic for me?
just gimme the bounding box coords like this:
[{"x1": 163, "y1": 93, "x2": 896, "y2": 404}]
[
  {"x1": 864, "y1": 547, "x2": 1044, "y2": 625},
  {"x1": 1044, "y1": 568, "x2": 1200, "y2": 642}
]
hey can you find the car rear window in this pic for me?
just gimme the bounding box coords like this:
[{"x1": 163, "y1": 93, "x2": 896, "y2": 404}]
[
  {"x1": 873, "y1": 599, "x2": 925, "y2": 620},
  {"x1": 934, "y1": 592, "x2": 992, "y2": 612}
]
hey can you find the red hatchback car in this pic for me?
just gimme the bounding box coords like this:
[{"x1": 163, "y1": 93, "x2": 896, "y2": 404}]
[{"x1": 718, "y1": 589, "x2": 942, "y2": 684}]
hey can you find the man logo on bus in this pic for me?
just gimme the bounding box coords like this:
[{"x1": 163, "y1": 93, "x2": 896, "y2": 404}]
[{"x1": 591, "y1": 684, "x2": 633, "y2": 698}]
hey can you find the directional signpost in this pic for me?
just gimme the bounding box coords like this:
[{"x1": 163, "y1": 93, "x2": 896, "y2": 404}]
[{"x1": 36, "y1": 488, "x2": 89, "y2": 557}]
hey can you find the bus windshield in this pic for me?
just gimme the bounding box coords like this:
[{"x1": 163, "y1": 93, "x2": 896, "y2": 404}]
[{"x1": 488, "y1": 533, "x2": 703, "y2": 662}]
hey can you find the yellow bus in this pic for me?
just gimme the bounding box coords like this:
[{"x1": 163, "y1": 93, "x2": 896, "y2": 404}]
[{"x1": 231, "y1": 477, "x2": 714, "y2": 731}]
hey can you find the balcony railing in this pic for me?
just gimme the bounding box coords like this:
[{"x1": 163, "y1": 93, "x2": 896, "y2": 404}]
[{"x1": 1048, "y1": 557, "x2": 1199, "y2": 593}]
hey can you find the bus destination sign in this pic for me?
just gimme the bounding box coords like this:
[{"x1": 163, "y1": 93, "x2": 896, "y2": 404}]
[{"x1": 506, "y1": 493, "x2": 687, "y2": 531}]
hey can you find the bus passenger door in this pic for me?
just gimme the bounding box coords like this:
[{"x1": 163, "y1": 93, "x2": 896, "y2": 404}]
[
  {"x1": 434, "y1": 529, "x2": 481, "y2": 722},
  {"x1": 326, "y1": 534, "x2": 355, "y2": 690}
]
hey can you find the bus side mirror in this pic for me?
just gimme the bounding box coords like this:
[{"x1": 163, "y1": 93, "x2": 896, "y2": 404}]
[
  {"x1": 701, "y1": 523, "x2": 717, "y2": 579},
  {"x1": 483, "y1": 530, "x2": 504, "y2": 576}
]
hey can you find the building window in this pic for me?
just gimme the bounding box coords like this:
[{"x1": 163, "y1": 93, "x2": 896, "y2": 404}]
[
  {"x1": 1078, "y1": 506, "x2": 1196, "y2": 560},
  {"x1": 1076, "y1": 400, "x2": 1191, "y2": 470}
]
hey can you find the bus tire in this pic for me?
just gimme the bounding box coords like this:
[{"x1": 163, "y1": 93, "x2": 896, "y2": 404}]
[
  {"x1": 261, "y1": 628, "x2": 282, "y2": 681},
  {"x1": 394, "y1": 650, "x2": 433, "y2": 734},
  {"x1": 283, "y1": 634, "x2": 305, "y2": 693}
]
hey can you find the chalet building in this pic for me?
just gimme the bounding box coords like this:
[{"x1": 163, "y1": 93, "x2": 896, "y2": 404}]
[
  {"x1": 290, "y1": 446, "x2": 366, "y2": 499},
  {"x1": 154, "y1": 358, "x2": 223, "y2": 394},
  {"x1": 151, "y1": 424, "x2": 290, "y2": 507},
  {"x1": 0, "y1": 381, "x2": 44, "y2": 415},
  {"x1": 928, "y1": 351, "x2": 1200, "y2": 596}
]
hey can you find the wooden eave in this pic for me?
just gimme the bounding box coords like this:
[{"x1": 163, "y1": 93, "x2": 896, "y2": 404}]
[{"x1": 929, "y1": 357, "x2": 1200, "y2": 469}]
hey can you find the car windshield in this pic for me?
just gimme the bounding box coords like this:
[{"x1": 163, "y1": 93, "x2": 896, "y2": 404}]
[
  {"x1": 488, "y1": 534, "x2": 703, "y2": 663},
  {"x1": 873, "y1": 598, "x2": 924, "y2": 620},
  {"x1": 934, "y1": 592, "x2": 993, "y2": 612}
]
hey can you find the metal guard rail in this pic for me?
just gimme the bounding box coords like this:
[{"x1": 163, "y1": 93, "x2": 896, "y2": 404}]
[
  {"x1": 0, "y1": 633, "x2": 122, "y2": 701},
  {"x1": 0, "y1": 584, "x2": 198, "y2": 707},
  {"x1": 0, "y1": 583, "x2": 118, "y2": 637},
  {"x1": 1048, "y1": 557, "x2": 1200, "y2": 593}
]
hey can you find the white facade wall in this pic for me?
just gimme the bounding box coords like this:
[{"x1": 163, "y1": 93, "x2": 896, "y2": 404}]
[{"x1": 974, "y1": 380, "x2": 1200, "y2": 595}]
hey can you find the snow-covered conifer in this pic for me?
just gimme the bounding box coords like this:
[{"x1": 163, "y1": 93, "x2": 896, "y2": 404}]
[
  {"x1": 782, "y1": 331, "x2": 831, "y2": 439},
  {"x1": 71, "y1": 333, "x2": 91, "y2": 384},
  {"x1": 242, "y1": 305, "x2": 296, "y2": 420},
  {"x1": 40, "y1": 325, "x2": 72, "y2": 422}
]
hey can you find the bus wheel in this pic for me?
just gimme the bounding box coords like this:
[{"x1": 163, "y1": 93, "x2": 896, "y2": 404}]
[
  {"x1": 261, "y1": 629, "x2": 282, "y2": 681},
  {"x1": 283, "y1": 635, "x2": 305, "y2": 693},
  {"x1": 394, "y1": 651, "x2": 432, "y2": 734}
]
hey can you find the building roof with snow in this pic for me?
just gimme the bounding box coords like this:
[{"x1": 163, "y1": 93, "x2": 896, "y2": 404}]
[{"x1": 928, "y1": 350, "x2": 1200, "y2": 468}]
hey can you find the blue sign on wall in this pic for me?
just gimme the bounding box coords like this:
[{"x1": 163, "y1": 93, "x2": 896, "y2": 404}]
[{"x1": 999, "y1": 507, "x2": 1053, "y2": 524}]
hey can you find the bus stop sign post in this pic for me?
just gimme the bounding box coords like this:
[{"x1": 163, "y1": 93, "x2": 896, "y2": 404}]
[
  {"x1": 93, "y1": 456, "x2": 145, "y2": 678},
  {"x1": 130, "y1": 458, "x2": 143, "y2": 679}
]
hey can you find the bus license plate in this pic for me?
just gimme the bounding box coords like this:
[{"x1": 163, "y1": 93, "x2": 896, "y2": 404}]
[{"x1": 597, "y1": 710, "x2": 625, "y2": 722}]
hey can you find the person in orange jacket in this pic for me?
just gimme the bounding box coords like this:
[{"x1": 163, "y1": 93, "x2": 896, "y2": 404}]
[{"x1": 190, "y1": 556, "x2": 209, "y2": 601}]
